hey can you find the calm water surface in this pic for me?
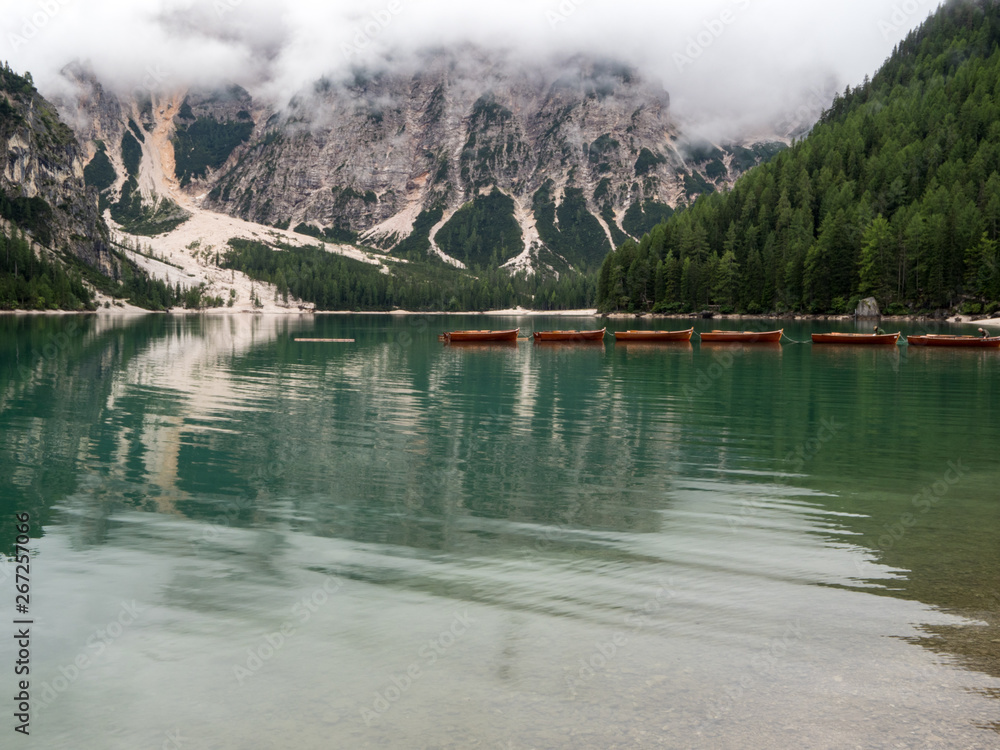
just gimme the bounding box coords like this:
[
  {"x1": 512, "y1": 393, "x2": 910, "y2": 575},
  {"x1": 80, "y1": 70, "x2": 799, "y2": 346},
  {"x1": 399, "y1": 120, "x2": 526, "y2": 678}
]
[{"x1": 1, "y1": 313, "x2": 998, "y2": 749}]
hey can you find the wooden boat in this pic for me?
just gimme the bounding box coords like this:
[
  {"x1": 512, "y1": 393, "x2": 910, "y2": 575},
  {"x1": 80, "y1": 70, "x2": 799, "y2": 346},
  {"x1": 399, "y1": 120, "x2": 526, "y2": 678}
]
[
  {"x1": 533, "y1": 328, "x2": 606, "y2": 342},
  {"x1": 812, "y1": 332, "x2": 901, "y2": 345},
  {"x1": 907, "y1": 333, "x2": 1000, "y2": 348},
  {"x1": 441, "y1": 328, "x2": 519, "y2": 343},
  {"x1": 699, "y1": 329, "x2": 783, "y2": 343},
  {"x1": 614, "y1": 328, "x2": 694, "y2": 343}
]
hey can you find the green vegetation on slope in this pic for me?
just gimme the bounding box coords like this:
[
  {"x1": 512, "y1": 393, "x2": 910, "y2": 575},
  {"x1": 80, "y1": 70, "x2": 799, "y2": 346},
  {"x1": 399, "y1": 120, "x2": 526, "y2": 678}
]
[
  {"x1": 173, "y1": 117, "x2": 254, "y2": 187},
  {"x1": 0, "y1": 187, "x2": 53, "y2": 246},
  {"x1": 434, "y1": 189, "x2": 523, "y2": 268},
  {"x1": 533, "y1": 181, "x2": 610, "y2": 270},
  {"x1": 222, "y1": 239, "x2": 595, "y2": 312},
  {"x1": 391, "y1": 205, "x2": 444, "y2": 260},
  {"x1": 0, "y1": 62, "x2": 34, "y2": 98},
  {"x1": 83, "y1": 142, "x2": 116, "y2": 208},
  {"x1": 109, "y1": 179, "x2": 188, "y2": 236},
  {"x1": 634, "y1": 147, "x2": 666, "y2": 176},
  {"x1": 0, "y1": 227, "x2": 94, "y2": 310},
  {"x1": 121, "y1": 131, "x2": 142, "y2": 178},
  {"x1": 622, "y1": 199, "x2": 674, "y2": 239},
  {"x1": 294, "y1": 222, "x2": 358, "y2": 245},
  {"x1": 598, "y1": 0, "x2": 1000, "y2": 315}
]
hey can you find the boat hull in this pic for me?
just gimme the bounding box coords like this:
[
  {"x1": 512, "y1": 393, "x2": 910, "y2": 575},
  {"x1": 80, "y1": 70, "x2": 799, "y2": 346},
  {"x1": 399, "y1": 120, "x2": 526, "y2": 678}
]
[
  {"x1": 614, "y1": 328, "x2": 694, "y2": 342},
  {"x1": 533, "y1": 329, "x2": 606, "y2": 342},
  {"x1": 442, "y1": 329, "x2": 519, "y2": 342},
  {"x1": 700, "y1": 330, "x2": 783, "y2": 343},
  {"x1": 907, "y1": 334, "x2": 1000, "y2": 348},
  {"x1": 812, "y1": 332, "x2": 900, "y2": 345}
]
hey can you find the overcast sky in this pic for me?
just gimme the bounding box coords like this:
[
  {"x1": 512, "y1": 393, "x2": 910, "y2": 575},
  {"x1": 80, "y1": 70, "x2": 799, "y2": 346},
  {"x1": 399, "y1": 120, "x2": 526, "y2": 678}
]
[{"x1": 2, "y1": 0, "x2": 936, "y2": 138}]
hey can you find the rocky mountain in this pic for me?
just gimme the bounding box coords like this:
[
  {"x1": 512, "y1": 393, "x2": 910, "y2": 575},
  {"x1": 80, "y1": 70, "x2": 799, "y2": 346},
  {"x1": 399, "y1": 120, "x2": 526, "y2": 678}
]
[
  {"x1": 0, "y1": 63, "x2": 111, "y2": 273},
  {"x1": 61, "y1": 49, "x2": 787, "y2": 277}
]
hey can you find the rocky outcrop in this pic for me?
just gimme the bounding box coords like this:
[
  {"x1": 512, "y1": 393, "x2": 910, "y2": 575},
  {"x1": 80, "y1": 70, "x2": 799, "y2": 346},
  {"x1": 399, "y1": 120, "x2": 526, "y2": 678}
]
[
  {"x1": 856, "y1": 297, "x2": 881, "y2": 318},
  {"x1": 192, "y1": 51, "x2": 787, "y2": 272},
  {"x1": 1, "y1": 65, "x2": 110, "y2": 271},
  {"x1": 54, "y1": 49, "x2": 788, "y2": 275}
]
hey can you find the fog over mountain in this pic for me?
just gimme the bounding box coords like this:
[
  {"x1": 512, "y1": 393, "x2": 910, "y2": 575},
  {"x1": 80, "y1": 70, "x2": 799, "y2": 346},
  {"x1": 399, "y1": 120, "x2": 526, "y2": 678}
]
[{"x1": 3, "y1": 0, "x2": 930, "y2": 139}]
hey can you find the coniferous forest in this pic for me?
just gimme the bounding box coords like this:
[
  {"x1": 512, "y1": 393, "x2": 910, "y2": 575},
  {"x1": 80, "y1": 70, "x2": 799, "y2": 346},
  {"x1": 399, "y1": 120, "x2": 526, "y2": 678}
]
[
  {"x1": 0, "y1": 227, "x2": 94, "y2": 310},
  {"x1": 221, "y1": 239, "x2": 595, "y2": 312},
  {"x1": 597, "y1": 0, "x2": 1000, "y2": 316}
]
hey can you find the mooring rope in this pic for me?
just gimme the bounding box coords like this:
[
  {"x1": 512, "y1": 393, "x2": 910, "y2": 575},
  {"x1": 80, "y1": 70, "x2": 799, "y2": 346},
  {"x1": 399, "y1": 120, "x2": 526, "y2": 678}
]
[{"x1": 780, "y1": 332, "x2": 811, "y2": 344}]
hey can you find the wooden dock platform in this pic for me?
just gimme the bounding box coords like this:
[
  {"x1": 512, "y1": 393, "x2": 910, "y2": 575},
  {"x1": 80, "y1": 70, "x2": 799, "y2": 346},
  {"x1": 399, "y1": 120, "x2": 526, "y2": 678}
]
[{"x1": 294, "y1": 338, "x2": 355, "y2": 343}]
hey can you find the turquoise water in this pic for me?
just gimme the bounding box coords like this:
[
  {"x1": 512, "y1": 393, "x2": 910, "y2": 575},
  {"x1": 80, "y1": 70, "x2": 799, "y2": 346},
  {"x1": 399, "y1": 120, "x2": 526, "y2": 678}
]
[{"x1": 0, "y1": 313, "x2": 998, "y2": 748}]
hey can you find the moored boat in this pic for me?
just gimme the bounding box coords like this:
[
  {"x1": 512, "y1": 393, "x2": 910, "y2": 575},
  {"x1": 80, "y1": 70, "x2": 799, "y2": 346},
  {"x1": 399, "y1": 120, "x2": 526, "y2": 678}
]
[
  {"x1": 907, "y1": 333, "x2": 1000, "y2": 348},
  {"x1": 441, "y1": 328, "x2": 519, "y2": 343},
  {"x1": 699, "y1": 329, "x2": 783, "y2": 343},
  {"x1": 811, "y1": 332, "x2": 901, "y2": 345},
  {"x1": 533, "y1": 328, "x2": 606, "y2": 342},
  {"x1": 614, "y1": 328, "x2": 694, "y2": 343}
]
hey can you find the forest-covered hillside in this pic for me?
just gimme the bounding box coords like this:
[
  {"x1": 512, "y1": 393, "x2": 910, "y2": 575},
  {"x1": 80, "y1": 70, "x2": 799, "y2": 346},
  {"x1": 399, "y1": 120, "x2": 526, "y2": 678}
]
[{"x1": 597, "y1": 0, "x2": 1000, "y2": 316}]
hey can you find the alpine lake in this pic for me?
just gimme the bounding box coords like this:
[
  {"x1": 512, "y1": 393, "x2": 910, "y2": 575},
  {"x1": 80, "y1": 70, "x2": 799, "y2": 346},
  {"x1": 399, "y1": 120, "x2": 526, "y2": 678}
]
[{"x1": 1, "y1": 312, "x2": 998, "y2": 749}]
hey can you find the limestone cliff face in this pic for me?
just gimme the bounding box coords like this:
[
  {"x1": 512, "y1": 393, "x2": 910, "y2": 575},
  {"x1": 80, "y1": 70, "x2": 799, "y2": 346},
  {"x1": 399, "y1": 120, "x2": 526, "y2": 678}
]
[
  {"x1": 194, "y1": 51, "x2": 786, "y2": 271},
  {"x1": 0, "y1": 66, "x2": 109, "y2": 271},
  {"x1": 57, "y1": 50, "x2": 787, "y2": 274},
  {"x1": 55, "y1": 65, "x2": 195, "y2": 237}
]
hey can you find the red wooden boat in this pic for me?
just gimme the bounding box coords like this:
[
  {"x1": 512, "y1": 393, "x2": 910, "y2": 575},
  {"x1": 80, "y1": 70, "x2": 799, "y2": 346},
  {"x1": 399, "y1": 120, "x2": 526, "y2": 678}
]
[
  {"x1": 812, "y1": 332, "x2": 901, "y2": 345},
  {"x1": 907, "y1": 334, "x2": 1000, "y2": 348},
  {"x1": 614, "y1": 328, "x2": 694, "y2": 343},
  {"x1": 699, "y1": 329, "x2": 783, "y2": 343},
  {"x1": 441, "y1": 328, "x2": 519, "y2": 343},
  {"x1": 533, "y1": 328, "x2": 606, "y2": 342}
]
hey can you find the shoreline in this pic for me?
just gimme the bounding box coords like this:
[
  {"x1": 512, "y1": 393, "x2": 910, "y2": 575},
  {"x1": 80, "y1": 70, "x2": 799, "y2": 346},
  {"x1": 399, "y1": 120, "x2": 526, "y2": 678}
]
[{"x1": 2, "y1": 307, "x2": 998, "y2": 326}]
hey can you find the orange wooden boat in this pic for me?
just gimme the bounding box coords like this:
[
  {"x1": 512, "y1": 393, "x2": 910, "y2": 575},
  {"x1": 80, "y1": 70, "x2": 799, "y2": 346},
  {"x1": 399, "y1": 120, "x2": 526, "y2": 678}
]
[
  {"x1": 614, "y1": 328, "x2": 694, "y2": 343},
  {"x1": 441, "y1": 328, "x2": 519, "y2": 343},
  {"x1": 907, "y1": 334, "x2": 1000, "y2": 348},
  {"x1": 533, "y1": 328, "x2": 606, "y2": 342},
  {"x1": 812, "y1": 332, "x2": 900, "y2": 345},
  {"x1": 699, "y1": 329, "x2": 783, "y2": 343}
]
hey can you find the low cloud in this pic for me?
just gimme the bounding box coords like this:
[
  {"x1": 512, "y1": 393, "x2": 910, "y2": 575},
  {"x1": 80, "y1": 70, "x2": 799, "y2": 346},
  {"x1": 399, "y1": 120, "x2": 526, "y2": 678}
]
[{"x1": 2, "y1": 0, "x2": 931, "y2": 139}]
